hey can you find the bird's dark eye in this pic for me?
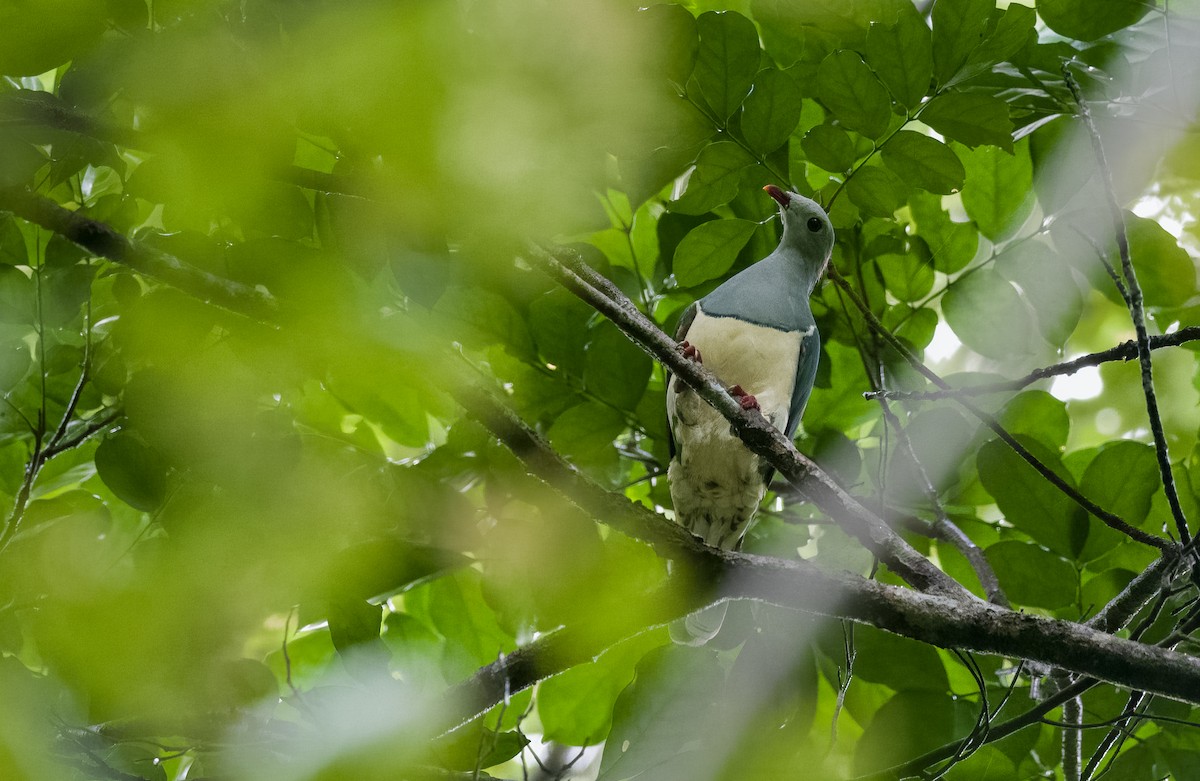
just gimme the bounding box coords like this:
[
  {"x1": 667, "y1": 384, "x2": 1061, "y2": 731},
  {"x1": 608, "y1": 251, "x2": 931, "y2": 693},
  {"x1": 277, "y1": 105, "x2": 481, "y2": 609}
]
[{"x1": 807, "y1": 217, "x2": 823, "y2": 232}]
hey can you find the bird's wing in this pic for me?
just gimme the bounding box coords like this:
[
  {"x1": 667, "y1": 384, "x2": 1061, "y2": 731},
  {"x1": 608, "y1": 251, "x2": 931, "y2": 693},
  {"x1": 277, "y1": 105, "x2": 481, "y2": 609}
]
[
  {"x1": 666, "y1": 302, "x2": 699, "y2": 460},
  {"x1": 784, "y1": 324, "x2": 821, "y2": 440}
]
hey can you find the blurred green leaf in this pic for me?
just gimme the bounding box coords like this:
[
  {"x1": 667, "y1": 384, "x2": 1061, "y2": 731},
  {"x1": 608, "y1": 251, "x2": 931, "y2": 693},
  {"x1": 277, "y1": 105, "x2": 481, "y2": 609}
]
[
  {"x1": 816, "y1": 50, "x2": 893, "y2": 140},
  {"x1": 1081, "y1": 441, "x2": 1160, "y2": 529},
  {"x1": 547, "y1": 402, "x2": 627, "y2": 483},
  {"x1": 672, "y1": 218, "x2": 757, "y2": 287}
]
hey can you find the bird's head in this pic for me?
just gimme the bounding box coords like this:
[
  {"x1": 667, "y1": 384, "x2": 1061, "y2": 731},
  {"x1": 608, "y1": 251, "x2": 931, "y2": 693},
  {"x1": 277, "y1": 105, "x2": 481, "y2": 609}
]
[{"x1": 764, "y1": 185, "x2": 834, "y2": 271}]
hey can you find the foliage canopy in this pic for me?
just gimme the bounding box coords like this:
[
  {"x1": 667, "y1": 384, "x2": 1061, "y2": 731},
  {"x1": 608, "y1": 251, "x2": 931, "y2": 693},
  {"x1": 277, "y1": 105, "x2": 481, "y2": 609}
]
[{"x1": 2, "y1": 0, "x2": 1200, "y2": 779}]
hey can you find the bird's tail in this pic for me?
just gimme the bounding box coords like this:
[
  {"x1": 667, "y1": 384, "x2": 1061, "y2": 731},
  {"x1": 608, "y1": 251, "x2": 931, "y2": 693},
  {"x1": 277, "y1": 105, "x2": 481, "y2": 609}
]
[{"x1": 669, "y1": 601, "x2": 728, "y2": 646}]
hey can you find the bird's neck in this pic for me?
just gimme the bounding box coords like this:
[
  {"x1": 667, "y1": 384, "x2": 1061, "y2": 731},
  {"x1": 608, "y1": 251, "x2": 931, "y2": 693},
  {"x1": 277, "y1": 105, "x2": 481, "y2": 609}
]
[{"x1": 766, "y1": 248, "x2": 826, "y2": 297}]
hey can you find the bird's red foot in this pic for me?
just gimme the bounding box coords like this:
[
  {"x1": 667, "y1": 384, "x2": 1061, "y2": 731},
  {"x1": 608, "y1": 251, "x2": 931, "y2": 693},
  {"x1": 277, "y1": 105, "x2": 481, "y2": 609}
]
[
  {"x1": 674, "y1": 341, "x2": 704, "y2": 393},
  {"x1": 728, "y1": 384, "x2": 760, "y2": 411}
]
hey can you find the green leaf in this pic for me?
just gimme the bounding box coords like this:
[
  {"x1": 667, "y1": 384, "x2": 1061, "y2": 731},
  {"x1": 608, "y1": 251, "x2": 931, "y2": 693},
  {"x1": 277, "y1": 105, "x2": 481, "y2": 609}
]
[
  {"x1": 953, "y1": 4, "x2": 1035, "y2": 86},
  {"x1": 0, "y1": 215, "x2": 28, "y2": 265},
  {"x1": 670, "y1": 141, "x2": 756, "y2": 216},
  {"x1": 529, "y1": 289, "x2": 592, "y2": 377},
  {"x1": 847, "y1": 165, "x2": 910, "y2": 218},
  {"x1": 1126, "y1": 214, "x2": 1197, "y2": 309},
  {"x1": 888, "y1": 407, "x2": 973, "y2": 502},
  {"x1": 942, "y1": 268, "x2": 1035, "y2": 360},
  {"x1": 881, "y1": 131, "x2": 965, "y2": 194},
  {"x1": 0, "y1": 266, "x2": 34, "y2": 324},
  {"x1": 741, "y1": 68, "x2": 804, "y2": 154},
  {"x1": 405, "y1": 570, "x2": 514, "y2": 676},
  {"x1": 547, "y1": 402, "x2": 627, "y2": 484},
  {"x1": 855, "y1": 691, "x2": 974, "y2": 775},
  {"x1": 1081, "y1": 441, "x2": 1160, "y2": 528},
  {"x1": 639, "y1": 4, "x2": 698, "y2": 88},
  {"x1": 815, "y1": 50, "x2": 893, "y2": 140},
  {"x1": 539, "y1": 634, "x2": 661, "y2": 746},
  {"x1": 433, "y1": 285, "x2": 535, "y2": 359},
  {"x1": 976, "y1": 437, "x2": 1088, "y2": 558},
  {"x1": 94, "y1": 432, "x2": 170, "y2": 512},
  {"x1": 694, "y1": 11, "x2": 761, "y2": 121},
  {"x1": 853, "y1": 626, "x2": 949, "y2": 692},
  {"x1": 598, "y1": 646, "x2": 723, "y2": 781},
  {"x1": 920, "y1": 91, "x2": 1013, "y2": 151},
  {"x1": 875, "y1": 252, "x2": 933, "y2": 302},
  {"x1": 864, "y1": 4, "x2": 932, "y2": 109},
  {"x1": 908, "y1": 191, "x2": 978, "y2": 273},
  {"x1": 327, "y1": 598, "x2": 387, "y2": 674},
  {"x1": 996, "y1": 391, "x2": 1069, "y2": 451},
  {"x1": 930, "y1": 0, "x2": 992, "y2": 85},
  {"x1": 959, "y1": 140, "x2": 1032, "y2": 240},
  {"x1": 985, "y1": 541, "x2": 1077, "y2": 609},
  {"x1": 995, "y1": 240, "x2": 1083, "y2": 347},
  {"x1": 672, "y1": 218, "x2": 757, "y2": 287},
  {"x1": 801, "y1": 124, "x2": 857, "y2": 172},
  {"x1": 1038, "y1": 0, "x2": 1152, "y2": 41},
  {"x1": 584, "y1": 320, "x2": 654, "y2": 412},
  {"x1": 0, "y1": 339, "x2": 30, "y2": 389}
]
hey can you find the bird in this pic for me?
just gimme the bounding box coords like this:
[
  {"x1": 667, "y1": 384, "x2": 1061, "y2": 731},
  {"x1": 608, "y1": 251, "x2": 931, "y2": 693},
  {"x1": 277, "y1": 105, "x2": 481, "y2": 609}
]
[{"x1": 665, "y1": 184, "x2": 834, "y2": 644}]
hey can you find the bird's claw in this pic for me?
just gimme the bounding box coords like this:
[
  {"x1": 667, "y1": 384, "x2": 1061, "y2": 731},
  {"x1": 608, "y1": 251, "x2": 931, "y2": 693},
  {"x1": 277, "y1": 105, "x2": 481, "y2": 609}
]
[
  {"x1": 728, "y1": 384, "x2": 760, "y2": 411},
  {"x1": 679, "y1": 340, "x2": 703, "y2": 364}
]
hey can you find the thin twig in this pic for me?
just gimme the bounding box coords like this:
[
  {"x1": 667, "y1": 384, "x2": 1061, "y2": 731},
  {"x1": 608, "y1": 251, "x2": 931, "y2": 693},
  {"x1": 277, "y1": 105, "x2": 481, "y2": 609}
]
[
  {"x1": 1062, "y1": 693, "x2": 1083, "y2": 781},
  {"x1": 1065, "y1": 65, "x2": 1191, "y2": 546},
  {"x1": 864, "y1": 326, "x2": 1200, "y2": 401},
  {"x1": 878, "y1": 398, "x2": 1009, "y2": 606}
]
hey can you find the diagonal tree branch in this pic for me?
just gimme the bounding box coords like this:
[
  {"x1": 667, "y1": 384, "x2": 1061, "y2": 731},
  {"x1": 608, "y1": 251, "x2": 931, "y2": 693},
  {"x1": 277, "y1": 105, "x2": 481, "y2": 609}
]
[
  {"x1": 523, "y1": 242, "x2": 971, "y2": 600},
  {"x1": 0, "y1": 187, "x2": 278, "y2": 319},
  {"x1": 447, "y1": 386, "x2": 1200, "y2": 735}
]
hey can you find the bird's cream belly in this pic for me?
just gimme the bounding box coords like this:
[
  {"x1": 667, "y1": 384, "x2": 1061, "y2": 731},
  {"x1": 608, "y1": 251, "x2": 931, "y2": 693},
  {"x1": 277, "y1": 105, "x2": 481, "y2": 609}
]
[
  {"x1": 678, "y1": 310, "x2": 803, "y2": 429},
  {"x1": 666, "y1": 310, "x2": 805, "y2": 549}
]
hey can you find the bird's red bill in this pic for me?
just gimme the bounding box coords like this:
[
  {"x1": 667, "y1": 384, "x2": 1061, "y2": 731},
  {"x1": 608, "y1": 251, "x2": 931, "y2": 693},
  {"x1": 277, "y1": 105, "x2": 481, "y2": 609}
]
[{"x1": 763, "y1": 184, "x2": 790, "y2": 207}]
